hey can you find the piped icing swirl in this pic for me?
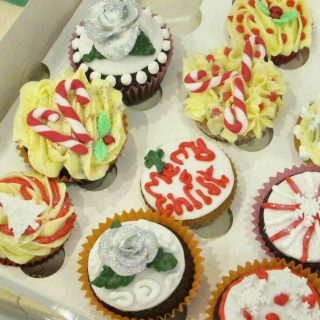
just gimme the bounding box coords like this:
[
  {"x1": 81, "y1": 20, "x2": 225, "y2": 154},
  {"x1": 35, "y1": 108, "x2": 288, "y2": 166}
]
[
  {"x1": 227, "y1": 0, "x2": 312, "y2": 58},
  {"x1": 0, "y1": 172, "x2": 76, "y2": 265},
  {"x1": 13, "y1": 69, "x2": 127, "y2": 181}
]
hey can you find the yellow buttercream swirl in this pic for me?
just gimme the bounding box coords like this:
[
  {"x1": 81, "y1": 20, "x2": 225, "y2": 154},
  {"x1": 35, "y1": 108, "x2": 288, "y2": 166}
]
[
  {"x1": 227, "y1": 0, "x2": 312, "y2": 58},
  {"x1": 183, "y1": 47, "x2": 287, "y2": 143},
  {"x1": 295, "y1": 97, "x2": 320, "y2": 164},
  {"x1": 14, "y1": 69, "x2": 127, "y2": 181},
  {"x1": 0, "y1": 172, "x2": 75, "y2": 264}
]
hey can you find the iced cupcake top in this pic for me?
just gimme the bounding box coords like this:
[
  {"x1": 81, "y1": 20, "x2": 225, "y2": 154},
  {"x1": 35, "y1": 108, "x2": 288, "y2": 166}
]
[{"x1": 227, "y1": 0, "x2": 312, "y2": 59}]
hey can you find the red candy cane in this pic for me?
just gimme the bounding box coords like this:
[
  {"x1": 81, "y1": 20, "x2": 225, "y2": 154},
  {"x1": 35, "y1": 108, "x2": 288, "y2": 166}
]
[
  {"x1": 27, "y1": 107, "x2": 88, "y2": 155},
  {"x1": 55, "y1": 79, "x2": 92, "y2": 144}
]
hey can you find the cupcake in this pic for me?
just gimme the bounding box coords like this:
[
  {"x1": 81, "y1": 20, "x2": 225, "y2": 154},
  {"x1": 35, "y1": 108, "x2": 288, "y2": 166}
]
[
  {"x1": 78, "y1": 209, "x2": 203, "y2": 320},
  {"x1": 69, "y1": 0, "x2": 173, "y2": 106},
  {"x1": 0, "y1": 172, "x2": 76, "y2": 266},
  {"x1": 140, "y1": 137, "x2": 236, "y2": 228},
  {"x1": 252, "y1": 165, "x2": 320, "y2": 272},
  {"x1": 13, "y1": 69, "x2": 127, "y2": 182},
  {"x1": 183, "y1": 36, "x2": 286, "y2": 144},
  {"x1": 294, "y1": 97, "x2": 320, "y2": 165},
  {"x1": 207, "y1": 258, "x2": 320, "y2": 319},
  {"x1": 227, "y1": 0, "x2": 312, "y2": 65}
]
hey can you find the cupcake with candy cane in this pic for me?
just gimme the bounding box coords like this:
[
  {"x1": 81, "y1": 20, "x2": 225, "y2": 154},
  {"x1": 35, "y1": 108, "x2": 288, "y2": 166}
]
[
  {"x1": 13, "y1": 69, "x2": 127, "y2": 182},
  {"x1": 183, "y1": 36, "x2": 287, "y2": 144},
  {"x1": 227, "y1": 0, "x2": 312, "y2": 65},
  {"x1": 69, "y1": 0, "x2": 173, "y2": 106}
]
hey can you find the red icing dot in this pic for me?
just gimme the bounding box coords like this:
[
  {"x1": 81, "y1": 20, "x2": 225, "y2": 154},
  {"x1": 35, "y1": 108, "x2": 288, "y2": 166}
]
[
  {"x1": 227, "y1": 15, "x2": 234, "y2": 22},
  {"x1": 237, "y1": 25, "x2": 245, "y2": 33},
  {"x1": 244, "y1": 34, "x2": 250, "y2": 41},
  {"x1": 266, "y1": 0, "x2": 272, "y2": 6},
  {"x1": 274, "y1": 293, "x2": 289, "y2": 306},
  {"x1": 212, "y1": 108, "x2": 222, "y2": 116},
  {"x1": 259, "y1": 103, "x2": 265, "y2": 111},
  {"x1": 266, "y1": 313, "x2": 280, "y2": 320},
  {"x1": 301, "y1": 32, "x2": 306, "y2": 40},
  {"x1": 303, "y1": 294, "x2": 317, "y2": 308},
  {"x1": 237, "y1": 14, "x2": 244, "y2": 23},
  {"x1": 301, "y1": 16, "x2": 307, "y2": 27},
  {"x1": 223, "y1": 91, "x2": 232, "y2": 102},
  {"x1": 212, "y1": 65, "x2": 220, "y2": 76},
  {"x1": 269, "y1": 92, "x2": 278, "y2": 102},
  {"x1": 286, "y1": 0, "x2": 295, "y2": 7},
  {"x1": 297, "y1": 4, "x2": 303, "y2": 14},
  {"x1": 255, "y1": 51, "x2": 261, "y2": 58},
  {"x1": 281, "y1": 33, "x2": 288, "y2": 44},
  {"x1": 249, "y1": 14, "x2": 256, "y2": 22},
  {"x1": 252, "y1": 28, "x2": 260, "y2": 36},
  {"x1": 270, "y1": 6, "x2": 283, "y2": 19},
  {"x1": 243, "y1": 309, "x2": 253, "y2": 320},
  {"x1": 248, "y1": 0, "x2": 255, "y2": 8},
  {"x1": 266, "y1": 28, "x2": 274, "y2": 34},
  {"x1": 255, "y1": 269, "x2": 269, "y2": 280},
  {"x1": 206, "y1": 54, "x2": 215, "y2": 62},
  {"x1": 224, "y1": 47, "x2": 231, "y2": 56}
]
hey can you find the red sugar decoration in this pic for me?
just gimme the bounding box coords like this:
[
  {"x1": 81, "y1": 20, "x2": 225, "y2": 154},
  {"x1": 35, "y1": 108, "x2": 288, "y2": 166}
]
[
  {"x1": 303, "y1": 294, "x2": 317, "y2": 309},
  {"x1": 248, "y1": 0, "x2": 255, "y2": 8},
  {"x1": 281, "y1": 33, "x2": 288, "y2": 44},
  {"x1": 255, "y1": 269, "x2": 269, "y2": 280},
  {"x1": 255, "y1": 51, "x2": 261, "y2": 59},
  {"x1": 224, "y1": 47, "x2": 232, "y2": 56},
  {"x1": 223, "y1": 91, "x2": 232, "y2": 102},
  {"x1": 296, "y1": 4, "x2": 303, "y2": 14},
  {"x1": 286, "y1": 0, "x2": 295, "y2": 7},
  {"x1": 249, "y1": 14, "x2": 255, "y2": 22},
  {"x1": 237, "y1": 25, "x2": 245, "y2": 33},
  {"x1": 252, "y1": 28, "x2": 260, "y2": 36},
  {"x1": 212, "y1": 65, "x2": 220, "y2": 76},
  {"x1": 270, "y1": 6, "x2": 283, "y2": 19},
  {"x1": 237, "y1": 14, "x2": 244, "y2": 23},
  {"x1": 206, "y1": 54, "x2": 215, "y2": 62},
  {"x1": 212, "y1": 108, "x2": 222, "y2": 117},
  {"x1": 227, "y1": 15, "x2": 234, "y2": 22},
  {"x1": 301, "y1": 16, "x2": 307, "y2": 27},
  {"x1": 269, "y1": 92, "x2": 278, "y2": 102},
  {"x1": 266, "y1": 313, "x2": 280, "y2": 320},
  {"x1": 243, "y1": 309, "x2": 253, "y2": 320},
  {"x1": 244, "y1": 34, "x2": 250, "y2": 41},
  {"x1": 259, "y1": 103, "x2": 265, "y2": 111},
  {"x1": 103, "y1": 135, "x2": 115, "y2": 145},
  {"x1": 301, "y1": 32, "x2": 306, "y2": 40},
  {"x1": 274, "y1": 293, "x2": 289, "y2": 306},
  {"x1": 266, "y1": 28, "x2": 274, "y2": 34}
]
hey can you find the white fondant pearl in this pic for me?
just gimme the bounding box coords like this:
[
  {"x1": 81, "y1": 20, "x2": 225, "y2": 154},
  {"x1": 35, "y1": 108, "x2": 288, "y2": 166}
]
[
  {"x1": 161, "y1": 28, "x2": 170, "y2": 39},
  {"x1": 71, "y1": 38, "x2": 80, "y2": 50},
  {"x1": 148, "y1": 62, "x2": 159, "y2": 75},
  {"x1": 107, "y1": 292, "x2": 134, "y2": 308},
  {"x1": 76, "y1": 25, "x2": 84, "y2": 36},
  {"x1": 79, "y1": 63, "x2": 89, "y2": 73},
  {"x1": 153, "y1": 15, "x2": 164, "y2": 25},
  {"x1": 90, "y1": 71, "x2": 102, "y2": 80},
  {"x1": 143, "y1": 7, "x2": 152, "y2": 17},
  {"x1": 136, "y1": 71, "x2": 147, "y2": 84},
  {"x1": 157, "y1": 52, "x2": 168, "y2": 64},
  {"x1": 162, "y1": 40, "x2": 171, "y2": 52},
  {"x1": 73, "y1": 52, "x2": 82, "y2": 63},
  {"x1": 121, "y1": 74, "x2": 132, "y2": 86},
  {"x1": 134, "y1": 280, "x2": 161, "y2": 305},
  {"x1": 106, "y1": 75, "x2": 116, "y2": 88}
]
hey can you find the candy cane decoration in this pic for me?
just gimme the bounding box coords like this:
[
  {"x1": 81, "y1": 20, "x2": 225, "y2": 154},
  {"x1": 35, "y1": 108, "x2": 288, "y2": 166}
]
[
  {"x1": 27, "y1": 107, "x2": 88, "y2": 155},
  {"x1": 183, "y1": 35, "x2": 267, "y2": 135},
  {"x1": 55, "y1": 79, "x2": 92, "y2": 144}
]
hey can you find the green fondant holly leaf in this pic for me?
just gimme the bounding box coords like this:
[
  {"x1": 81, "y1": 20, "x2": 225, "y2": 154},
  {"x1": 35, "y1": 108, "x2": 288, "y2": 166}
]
[
  {"x1": 91, "y1": 266, "x2": 135, "y2": 289},
  {"x1": 273, "y1": 10, "x2": 299, "y2": 25},
  {"x1": 98, "y1": 111, "x2": 111, "y2": 138},
  {"x1": 144, "y1": 149, "x2": 166, "y2": 174},
  {"x1": 111, "y1": 220, "x2": 122, "y2": 229},
  {"x1": 256, "y1": 0, "x2": 270, "y2": 16},
  {"x1": 147, "y1": 247, "x2": 177, "y2": 272},
  {"x1": 130, "y1": 31, "x2": 156, "y2": 56},
  {"x1": 94, "y1": 137, "x2": 108, "y2": 162},
  {"x1": 82, "y1": 45, "x2": 105, "y2": 63}
]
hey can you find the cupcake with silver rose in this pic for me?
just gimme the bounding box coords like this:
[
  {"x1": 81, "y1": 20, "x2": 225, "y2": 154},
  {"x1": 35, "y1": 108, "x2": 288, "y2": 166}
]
[
  {"x1": 78, "y1": 209, "x2": 203, "y2": 320},
  {"x1": 70, "y1": 0, "x2": 173, "y2": 106}
]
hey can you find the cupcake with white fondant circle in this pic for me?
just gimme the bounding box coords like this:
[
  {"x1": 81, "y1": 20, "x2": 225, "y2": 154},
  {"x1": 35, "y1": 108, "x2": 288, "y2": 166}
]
[
  {"x1": 78, "y1": 209, "x2": 203, "y2": 320},
  {"x1": 69, "y1": 0, "x2": 173, "y2": 106}
]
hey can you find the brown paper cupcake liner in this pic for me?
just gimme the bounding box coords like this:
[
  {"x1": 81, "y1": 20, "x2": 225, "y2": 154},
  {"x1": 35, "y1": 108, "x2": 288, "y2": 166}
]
[
  {"x1": 16, "y1": 114, "x2": 128, "y2": 184},
  {"x1": 206, "y1": 258, "x2": 320, "y2": 320},
  {"x1": 77, "y1": 208, "x2": 204, "y2": 320},
  {"x1": 69, "y1": 19, "x2": 173, "y2": 106},
  {"x1": 252, "y1": 164, "x2": 320, "y2": 271}
]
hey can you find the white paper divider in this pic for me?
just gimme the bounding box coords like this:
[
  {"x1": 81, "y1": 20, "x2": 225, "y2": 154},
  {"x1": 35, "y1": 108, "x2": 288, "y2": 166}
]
[{"x1": 0, "y1": 0, "x2": 320, "y2": 319}]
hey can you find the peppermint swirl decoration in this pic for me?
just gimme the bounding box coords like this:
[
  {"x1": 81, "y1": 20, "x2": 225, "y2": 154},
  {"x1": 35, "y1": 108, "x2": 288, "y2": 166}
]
[
  {"x1": 98, "y1": 224, "x2": 158, "y2": 276},
  {"x1": 84, "y1": 0, "x2": 140, "y2": 61}
]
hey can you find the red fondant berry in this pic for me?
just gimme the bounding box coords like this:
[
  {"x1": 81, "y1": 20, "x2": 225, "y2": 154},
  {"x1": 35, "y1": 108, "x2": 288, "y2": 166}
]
[
  {"x1": 243, "y1": 309, "x2": 253, "y2": 320},
  {"x1": 303, "y1": 294, "x2": 317, "y2": 308},
  {"x1": 266, "y1": 313, "x2": 280, "y2": 320},
  {"x1": 248, "y1": 0, "x2": 255, "y2": 8},
  {"x1": 206, "y1": 54, "x2": 214, "y2": 62},
  {"x1": 301, "y1": 32, "x2": 306, "y2": 40},
  {"x1": 270, "y1": 6, "x2": 283, "y2": 19},
  {"x1": 212, "y1": 108, "x2": 222, "y2": 116},
  {"x1": 237, "y1": 25, "x2": 245, "y2": 33},
  {"x1": 255, "y1": 269, "x2": 269, "y2": 280},
  {"x1": 274, "y1": 293, "x2": 289, "y2": 306},
  {"x1": 301, "y1": 16, "x2": 307, "y2": 27},
  {"x1": 227, "y1": 15, "x2": 234, "y2": 22},
  {"x1": 237, "y1": 14, "x2": 244, "y2": 23},
  {"x1": 269, "y1": 92, "x2": 278, "y2": 102},
  {"x1": 281, "y1": 33, "x2": 288, "y2": 44},
  {"x1": 244, "y1": 34, "x2": 250, "y2": 41},
  {"x1": 266, "y1": 28, "x2": 274, "y2": 34},
  {"x1": 252, "y1": 28, "x2": 260, "y2": 36},
  {"x1": 224, "y1": 47, "x2": 231, "y2": 56},
  {"x1": 287, "y1": 0, "x2": 295, "y2": 7},
  {"x1": 223, "y1": 91, "x2": 232, "y2": 102},
  {"x1": 212, "y1": 65, "x2": 220, "y2": 76},
  {"x1": 103, "y1": 135, "x2": 115, "y2": 145}
]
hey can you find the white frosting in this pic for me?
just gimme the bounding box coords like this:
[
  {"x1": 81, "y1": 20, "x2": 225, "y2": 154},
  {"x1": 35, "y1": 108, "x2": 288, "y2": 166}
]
[
  {"x1": 147, "y1": 62, "x2": 159, "y2": 74},
  {"x1": 88, "y1": 220, "x2": 185, "y2": 312},
  {"x1": 136, "y1": 71, "x2": 147, "y2": 84},
  {"x1": 71, "y1": 38, "x2": 79, "y2": 50},
  {"x1": 76, "y1": 25, "x2": 84, "y2": 36},
  {"x1": 79, "y1": 63, "x2": 89, "y2": 73},
  {"x1": 90, "y1": 71, "x2": 101, "y2": 80},
  {"x1": 142, "y1": 7, "x2": 152, "y2": 18},
  {"x1": 153, "y1": 15, "x2": 164, "y2": 25},
  {"x1": 141, "y1": 138, "x2": 235, "y2": 221},
  {"x1": 0, "y1": 193, "x2": 47, "y2": 241},
  {"x1": 106, "y1": 75, "x2": 116, "y2": 87},
  {"x1": 264, "y1": 172, "x2": 320, "y2": 263},
  {"x1": 299, "y1": 146, "x2": 311, "y2": 161},
  {"x1": 121, "y1": 73, "x2": 132, "y2": 85},
  {"x1": 222, "y1": 268, "x2": 320, "y2": 319},
  {"x1": 77, "y1": 10, "x2": 168, "y2": 75},
  {"x1": 157, "y1": 52, "x2": 168, "y2": 64}
]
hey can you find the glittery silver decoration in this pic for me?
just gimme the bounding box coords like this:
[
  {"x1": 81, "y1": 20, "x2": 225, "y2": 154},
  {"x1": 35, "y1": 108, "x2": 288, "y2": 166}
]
[
  {"x1": 84, "y1": 0, "x2": 141, "y2": 61},
  {"x1": 98, "y1": 224, "x2": 158, "y2": 276}
]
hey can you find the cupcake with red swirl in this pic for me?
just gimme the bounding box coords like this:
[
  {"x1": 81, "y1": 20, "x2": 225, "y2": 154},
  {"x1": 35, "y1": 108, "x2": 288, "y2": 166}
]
[
  {"x1": 227, "y1": 0, "x2": 312, "y2": 65},
  {"x1": 69, "y1": 0, "x2": 173, "y2": 106},
  {"x1": 0, "y1": 172, "x2": 76, "y2": 266}
]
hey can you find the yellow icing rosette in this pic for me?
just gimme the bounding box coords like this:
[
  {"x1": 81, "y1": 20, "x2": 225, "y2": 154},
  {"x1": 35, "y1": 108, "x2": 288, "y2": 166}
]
[{"x1": 14, "y1": 69, "x2": 127, "y2": 181}]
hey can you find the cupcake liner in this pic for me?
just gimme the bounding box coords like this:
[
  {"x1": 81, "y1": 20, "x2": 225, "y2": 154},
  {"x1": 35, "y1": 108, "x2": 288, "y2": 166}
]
[
  {"x1": 69, "y1": 19, "x2": 174, "y2": 106},
  {"x1": 271, "y1": 51, "x2": 298, "y2": 66},
  {"x1": 77, "y1": 208, "x2": 204, "y2": 320},
  {"x1": 251, "y1": 164, "x2": 320, "y2": 270},
  {"x1": 206, "y1": 258, "x2": 320, "y2": 320}
]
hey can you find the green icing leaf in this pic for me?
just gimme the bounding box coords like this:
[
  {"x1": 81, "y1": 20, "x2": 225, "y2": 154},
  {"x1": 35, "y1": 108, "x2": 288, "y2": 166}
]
[
  {"x1": 98, "y1": 111, "x2": 111, "y2": 138},
  {"x1": 91, "y1": 266, "x2": 135, "y2": 289},
  {"x1": 94, "y1": 137, "x2": 108, "y2": 162},
  {"x1": 130, "y1": 31, "x2": 156, "y2": 56},
  {"x1": 273, "y1": 10, "x2": 299, "y2": 25},
  {"x1": 82, "y1": 45, "x2": 105, "y2": 63},
  {"x1": 111, "y1": 220, "x2": 122, "y2": 229},
  {"x1": 147, "y1": 247, "x2": 177, "y2": 272},
  {"x1": 144, "y1": 149, "x2": 166, "y2": 174},
  {"x1": 256, "y1": 0, "x2": 270, "y2": 16}
]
